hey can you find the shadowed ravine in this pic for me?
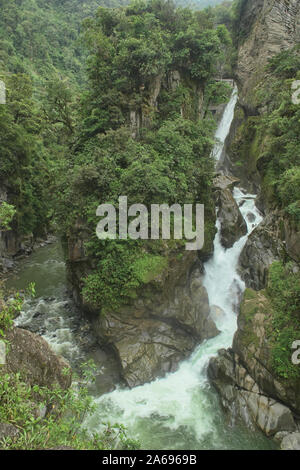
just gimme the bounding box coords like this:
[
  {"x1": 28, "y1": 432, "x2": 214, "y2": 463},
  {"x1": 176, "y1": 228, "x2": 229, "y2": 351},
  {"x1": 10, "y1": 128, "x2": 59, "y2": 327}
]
[{"x1": 6, "y1": 88, "x2": 277, "y2": 450}]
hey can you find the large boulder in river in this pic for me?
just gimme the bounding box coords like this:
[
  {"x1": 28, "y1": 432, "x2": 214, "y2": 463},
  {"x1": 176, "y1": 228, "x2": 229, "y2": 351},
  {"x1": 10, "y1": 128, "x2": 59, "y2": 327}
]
[
  {"x1": 2, "y1": 327, "x2": 71, "y2": 390},
  {"x1": 91, "y1": 253, "x2": 219, "y2": 388},
  {"x1": 215, "y1": 187, "x2": 247, "y2": 249}
]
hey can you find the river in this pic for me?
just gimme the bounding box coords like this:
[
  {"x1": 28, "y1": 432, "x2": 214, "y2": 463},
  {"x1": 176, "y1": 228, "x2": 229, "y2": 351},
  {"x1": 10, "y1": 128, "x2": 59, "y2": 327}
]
[{"x1": 6, "y1": 87, "x2": 277, "y2": 450}]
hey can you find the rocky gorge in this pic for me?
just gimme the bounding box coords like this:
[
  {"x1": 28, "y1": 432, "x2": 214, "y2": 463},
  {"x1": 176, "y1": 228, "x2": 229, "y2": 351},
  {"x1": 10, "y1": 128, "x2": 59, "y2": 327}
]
[
  {"x1": 207, "y1": 0, "x2": 300, "y2": 450},
  {"x1": 0, "y1": 0, "x2": 300, "y2": 451}
]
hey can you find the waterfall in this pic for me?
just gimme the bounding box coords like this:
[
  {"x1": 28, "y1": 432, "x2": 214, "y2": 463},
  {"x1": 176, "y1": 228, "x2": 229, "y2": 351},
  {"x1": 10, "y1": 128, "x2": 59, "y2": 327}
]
[
  {"x1": 82, "y1": 87, "x2": 270, "y2": 449},
  {"x1": 10, "y1": 86, "x2": 271, "y2": 449},
  {"x1": 211, "y1": 85, "x2": 238, "y2": 162}
]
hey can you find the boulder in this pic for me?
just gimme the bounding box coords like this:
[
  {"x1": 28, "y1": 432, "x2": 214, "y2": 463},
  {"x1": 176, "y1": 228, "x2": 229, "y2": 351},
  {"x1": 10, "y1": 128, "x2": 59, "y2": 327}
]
[
  {"x1": 215, "y1": 187, "x2": 247, "y2": 249},
  {"x1": 213, "y1": 174, "x2": 240, "y2": 191},
  {"x1": 3, "y1": 327, "x2": 72, "y2": 390},
  {"x1": 281, "y1": 433, "x2": 300, "y2": 450},
  {"x1": 0, "y1": 423, "x2": 19, "y2": 442},
  {"x1": 210, "y1": 305, "x2": 226, "y2": 323}
]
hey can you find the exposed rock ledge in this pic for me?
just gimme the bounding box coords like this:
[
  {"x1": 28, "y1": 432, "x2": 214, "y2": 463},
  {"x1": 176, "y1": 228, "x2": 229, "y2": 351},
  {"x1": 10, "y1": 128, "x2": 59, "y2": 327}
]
[
  {"x1": 69, "y1": 249, "x2": 219, "y2": 388},
  {"x1": 92, "y1": 252, "x2": 219, "y2": 388},
  {"x1": 208, "y1": 289, "x2": 300, "y2": 448}
]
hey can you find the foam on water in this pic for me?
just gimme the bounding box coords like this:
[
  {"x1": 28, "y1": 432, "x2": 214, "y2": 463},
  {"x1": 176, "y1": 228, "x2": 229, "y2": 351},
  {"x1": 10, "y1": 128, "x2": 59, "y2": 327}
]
[{"x1": 82, "y1": 88, "x2": 271, "y2": 449}]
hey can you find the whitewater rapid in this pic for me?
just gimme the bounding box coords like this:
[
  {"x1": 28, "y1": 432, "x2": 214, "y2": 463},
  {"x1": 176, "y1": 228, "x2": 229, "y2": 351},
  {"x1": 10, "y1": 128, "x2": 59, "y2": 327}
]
[
  {"x1": 82, "y1": 87, "x2": 268, "y2": 449},
  {"x1": 9, "y1": 86, "x2": 272, "y2": 449}
]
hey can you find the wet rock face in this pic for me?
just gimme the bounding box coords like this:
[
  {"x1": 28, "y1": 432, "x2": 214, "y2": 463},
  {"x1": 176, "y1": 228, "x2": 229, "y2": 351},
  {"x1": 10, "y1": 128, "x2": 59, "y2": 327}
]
[
  {"x1": 238, "y1": 210, "x2": 300, "y2": 290},
  {"x1": 215, "y1": 187, "x2": 247, "y2": 249},
  {"x1": 208, "y1": 349, "x2": 296, "y2": 437},
  {"x1": 3, "y1": 327, "x2": 72, "y2": 390},
  {"x1": 237, "y1": 0, "x2": 300, "y2": 107},
  {"x1": 208, "y1": 289, "x2": 300, "y2": 438},
  {"x1": 238, "y1": 214, "x2": 283, "y2": 290},
  {"x1": 92, "y1": 254, "x2": 219, "y2": 388}
]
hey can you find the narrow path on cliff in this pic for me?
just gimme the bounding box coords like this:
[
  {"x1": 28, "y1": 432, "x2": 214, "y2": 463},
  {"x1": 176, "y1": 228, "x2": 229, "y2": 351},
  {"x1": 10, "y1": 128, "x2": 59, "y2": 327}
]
[{"x1": 80, "y1": 87, "x2": 275, "y2": 449}]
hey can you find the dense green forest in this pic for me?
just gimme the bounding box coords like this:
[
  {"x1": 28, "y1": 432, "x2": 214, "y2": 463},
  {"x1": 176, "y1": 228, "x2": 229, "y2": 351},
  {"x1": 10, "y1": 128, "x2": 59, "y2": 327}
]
[
  {"x1": 0, "y1": 0, "x2": 235, "y2": 449},
  {"x1": 55, "y1": 0, "x2": 233, "y2": 311},
  {"x1": 0, "y1": 0, "x2": 232, "y2": 238},
  {"x1": 0, "y1": 0, "x2": 234, "y2": 310}
]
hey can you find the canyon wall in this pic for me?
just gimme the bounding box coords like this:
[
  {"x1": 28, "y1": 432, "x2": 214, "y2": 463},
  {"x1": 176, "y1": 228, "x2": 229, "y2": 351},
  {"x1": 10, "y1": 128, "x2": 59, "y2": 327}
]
[{"x1": 209, "y1": 0, "x2": 300, "y2": 449}]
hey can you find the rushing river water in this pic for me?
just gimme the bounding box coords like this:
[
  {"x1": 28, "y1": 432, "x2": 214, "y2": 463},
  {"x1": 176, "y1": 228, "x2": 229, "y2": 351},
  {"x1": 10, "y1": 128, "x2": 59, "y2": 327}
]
[
  {"x1": 5, "y1": 242, "x2": 121, "y2": 395},
  {"x1": 6, "y1": 87, "x2": 277, "y2": 449}
]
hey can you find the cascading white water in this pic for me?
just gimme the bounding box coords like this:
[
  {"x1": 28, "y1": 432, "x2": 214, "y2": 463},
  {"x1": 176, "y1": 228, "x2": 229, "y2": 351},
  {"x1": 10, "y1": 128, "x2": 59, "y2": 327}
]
[
  {"x1": 7, "y1": 87, "x2": 272, "y2": 449},
  {"x1": 211, "y1": 85, "x2": 238, "y2": 161},
  {"x1": 82, "y1": 87, "x2": 271, "y2": 449}
]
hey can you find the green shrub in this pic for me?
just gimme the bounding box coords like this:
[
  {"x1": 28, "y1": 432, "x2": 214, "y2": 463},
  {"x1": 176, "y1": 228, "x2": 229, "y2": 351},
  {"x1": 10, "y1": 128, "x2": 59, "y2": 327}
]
[
  {"x1": 267, "y1": 262, "x2": 300, "y2": 381},
  {"x1": 0, "y1": 362, "x2": 140, "y2": 450}
]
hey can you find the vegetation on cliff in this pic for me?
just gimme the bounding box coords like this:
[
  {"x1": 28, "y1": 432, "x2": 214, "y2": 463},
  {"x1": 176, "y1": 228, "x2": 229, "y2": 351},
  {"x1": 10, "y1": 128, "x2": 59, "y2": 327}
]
[
  {"x1": 53, "y1": 0, "x2": 233, "y2": 312},
  {"x1": 229, "y1": 45, "x2": 300, "y2": 225},
  {"x1": 268, "y1": 262, "x2": 300, "y2": 382},
  {"x1": 0, "y1": 0, "x2": 234, "y2": 308}
]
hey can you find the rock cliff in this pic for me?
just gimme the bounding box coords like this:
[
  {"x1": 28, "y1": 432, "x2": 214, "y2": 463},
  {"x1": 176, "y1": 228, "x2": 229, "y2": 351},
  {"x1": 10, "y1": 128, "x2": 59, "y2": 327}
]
[
  {"x1": 236, "y1": 0, "x2": 300, "y2": 108},
  {"x1": 208, "y1": 0, "x2": 300, "y2": 448},
  {"x1": 68, "y1": 246, "x2": 219, "y2": 388}
]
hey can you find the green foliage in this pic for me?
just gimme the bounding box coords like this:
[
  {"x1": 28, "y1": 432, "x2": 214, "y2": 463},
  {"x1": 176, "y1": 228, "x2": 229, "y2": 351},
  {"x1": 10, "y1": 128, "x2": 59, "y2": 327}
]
[
  {"x1": 0, "y1": 282, "x2": 36, "y2": 338},
  {"x1": 81, "y1": 0, "x2": 231, "y2": 134},
  {"x1": 0, "y1": 73, "x2": 52, "y2": 236},
  {"x1": 0, "y1": 202, "x2": 16, "y2": 231},
  {"x1": 58, "y1": 117, "x2": 216, "y2": 311},
  {"x1": 278, "y1": 167, "x2": 300, "y2": 222},
  {"x1": 0, "y1": 362, "x2": 140, "y2": 450},
  {"x1": 132, "y1": 254, "x2": 167, "y2": 283},
  {"x1": 267, "y1": 45, "x2": 300, "y2": 79},
  {"x1": 51, "y1": 0, "x2": 233, "y2": 312},
  {"x1": 267, "y1": 262, "x2": 300, "y2": 381}
]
